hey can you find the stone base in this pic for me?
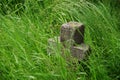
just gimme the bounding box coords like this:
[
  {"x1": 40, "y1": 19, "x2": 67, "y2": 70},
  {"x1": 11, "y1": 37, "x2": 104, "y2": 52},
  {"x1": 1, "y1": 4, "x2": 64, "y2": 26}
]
[
  {"x1": 47, "y1": 37, "x2": 90, "y2": 60},
  {"x1": 70, "y1": 44, "x2": 90, "y2": 60}
]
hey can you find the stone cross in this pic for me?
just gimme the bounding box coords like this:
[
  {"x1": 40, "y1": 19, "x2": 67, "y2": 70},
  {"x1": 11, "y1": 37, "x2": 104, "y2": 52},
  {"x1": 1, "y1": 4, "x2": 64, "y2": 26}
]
[{"x1": 48, "y1": 22, "x2": 90, "y2": 60}]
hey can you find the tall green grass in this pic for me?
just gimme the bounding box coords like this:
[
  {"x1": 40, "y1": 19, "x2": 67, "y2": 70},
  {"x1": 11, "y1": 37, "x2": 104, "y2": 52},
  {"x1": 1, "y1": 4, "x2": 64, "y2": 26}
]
[{"x1": 0, "y1": 0, "x2": 120, "y2": 80}]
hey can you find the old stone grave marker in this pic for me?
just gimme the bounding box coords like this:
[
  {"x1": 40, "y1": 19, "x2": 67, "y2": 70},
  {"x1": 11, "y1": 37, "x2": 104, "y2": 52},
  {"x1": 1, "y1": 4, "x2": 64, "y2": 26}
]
[{"x1": 47, "y1": 22, "x2": 90, "y2": 60}]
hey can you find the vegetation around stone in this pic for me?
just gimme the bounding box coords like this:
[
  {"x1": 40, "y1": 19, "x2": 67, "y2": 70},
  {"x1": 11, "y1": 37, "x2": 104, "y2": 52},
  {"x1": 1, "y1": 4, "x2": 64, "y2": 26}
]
[{"x1": 0, "y1": 0, "x2": 120, "y2": 80}]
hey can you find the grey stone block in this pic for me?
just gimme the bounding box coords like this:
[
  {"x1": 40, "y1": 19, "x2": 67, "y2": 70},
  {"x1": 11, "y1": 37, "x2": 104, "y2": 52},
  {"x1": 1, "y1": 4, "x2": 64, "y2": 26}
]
[
  {"x1": 47, "y1": 37, "x2": 90, "y2": 60},
  {"x1": 47, "y1": 37, "x2": 60, "y2": 55},
  {"x1": 70, "y1": 44, "x2": 90, "y2": 60},
  {"x1": 60, "y1": 22, "x2": 84, "y2": 45}
]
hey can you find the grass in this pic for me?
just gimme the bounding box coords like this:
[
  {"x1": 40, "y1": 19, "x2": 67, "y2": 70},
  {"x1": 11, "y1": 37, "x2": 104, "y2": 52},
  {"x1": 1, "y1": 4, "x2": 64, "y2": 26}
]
[{"x1": 0, "y1": 0, "x2": 120, "y2": 80}]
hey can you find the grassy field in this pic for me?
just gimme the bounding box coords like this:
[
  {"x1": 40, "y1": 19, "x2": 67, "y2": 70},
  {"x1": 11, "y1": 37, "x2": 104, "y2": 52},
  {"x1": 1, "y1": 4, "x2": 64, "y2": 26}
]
[{"x1": 0, "y1": 0, "x2": 120, "y2": 80}]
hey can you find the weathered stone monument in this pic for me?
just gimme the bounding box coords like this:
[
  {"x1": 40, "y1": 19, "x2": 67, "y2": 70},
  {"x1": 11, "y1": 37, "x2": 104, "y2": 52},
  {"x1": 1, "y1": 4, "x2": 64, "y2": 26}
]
[{"x1": 48, "y1": 22, "x2": 90, "y2": 60}]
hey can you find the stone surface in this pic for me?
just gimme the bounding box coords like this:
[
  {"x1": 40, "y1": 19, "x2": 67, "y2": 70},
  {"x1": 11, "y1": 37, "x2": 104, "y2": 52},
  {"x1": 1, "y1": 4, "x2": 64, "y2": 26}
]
[
  {"x1": 70, "y1": 44, "x2": 90, "y2": 60},
  {"x1": 47, "y1": 37, "x2": 60, "y2": 55},
  {"x1": 60, "y1": 22, "x2": 85, "y2": 45}
]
